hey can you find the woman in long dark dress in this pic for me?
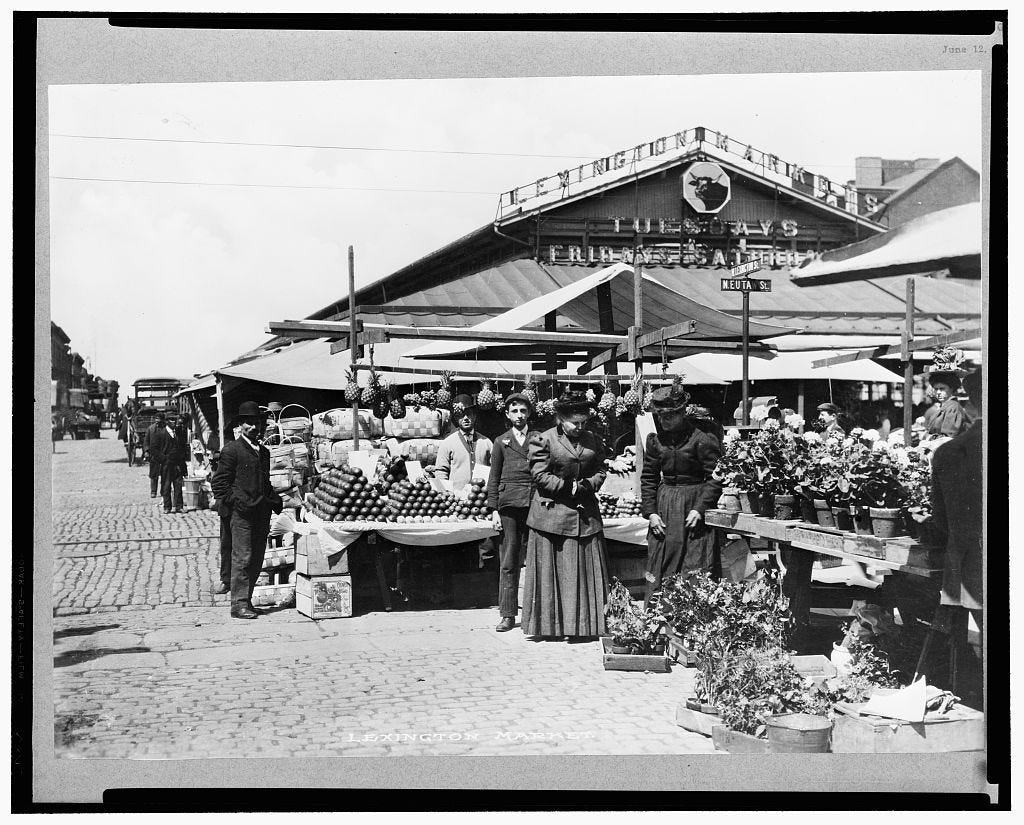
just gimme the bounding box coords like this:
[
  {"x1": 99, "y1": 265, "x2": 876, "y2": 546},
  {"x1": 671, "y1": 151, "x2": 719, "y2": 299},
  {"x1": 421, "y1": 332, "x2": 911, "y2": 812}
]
[
  {"x1": 641, "y1": 384, "x2": 723, "y2": 604},
  {"x1": 521, "y1": 390, "x2": 609, "y2": 640}
]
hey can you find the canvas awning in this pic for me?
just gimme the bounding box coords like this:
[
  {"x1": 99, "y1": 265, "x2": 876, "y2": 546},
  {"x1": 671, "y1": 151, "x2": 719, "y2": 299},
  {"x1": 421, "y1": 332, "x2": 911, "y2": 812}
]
[
  {"x1": 790, "y1": 202, "x2": 982, "y2": 285},
  {"x1": 404, "y1": 261, "x2": 793, "y2": 359},
  {"x1": 673, "y1": 350, "x2": 904, "y2": 383}
]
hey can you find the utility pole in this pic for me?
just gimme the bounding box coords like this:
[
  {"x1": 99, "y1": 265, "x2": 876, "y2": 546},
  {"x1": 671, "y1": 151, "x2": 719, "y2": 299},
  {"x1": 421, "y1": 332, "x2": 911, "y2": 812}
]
[{"x1": 349, "y1": 245, "x2": 360, "y2": 452}]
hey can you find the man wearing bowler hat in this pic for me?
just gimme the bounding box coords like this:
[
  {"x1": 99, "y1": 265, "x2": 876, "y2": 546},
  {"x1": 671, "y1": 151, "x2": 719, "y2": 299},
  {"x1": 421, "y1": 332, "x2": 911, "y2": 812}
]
[
  {"x1": 816, "y1": 402, "x2": 846, "y2": 438},
  {"x1": 212, "y1": 401, "x2": 282, "y2": 619}
]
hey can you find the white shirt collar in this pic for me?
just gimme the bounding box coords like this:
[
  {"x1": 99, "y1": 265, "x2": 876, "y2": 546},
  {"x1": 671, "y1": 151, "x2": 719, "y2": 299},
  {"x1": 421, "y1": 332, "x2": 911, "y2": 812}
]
[{"x1": 240, "y1": 433, "x2": 257, "y2": 450}]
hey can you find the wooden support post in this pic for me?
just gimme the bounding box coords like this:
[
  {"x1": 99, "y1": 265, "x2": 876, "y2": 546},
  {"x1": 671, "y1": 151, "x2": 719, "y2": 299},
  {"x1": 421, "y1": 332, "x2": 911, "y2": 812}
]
[
  {"x1": 797, "y1": 379, "x2": 805, "y2": 434},
  {"x1": 349, "y1": 245, "x2": 360, "y2": 452},
  {"x1": 741, "y1": 290, "x2": 751, "y2": 426},
  {"x1": 633, "y1": 255, "x2": 643, "y2": 373},
  {"x1": 902, "y1": 278, "x2": 915, "y2": 439},
  {"x1": 545, "y1": 311, "x2": 558, "y2": 396},
  {"x1": 214, "y1": 372, "x2": 225, "y2": 449},
  {"x1": 596, "y1": 281, "x2": 619, "y2": 383}
]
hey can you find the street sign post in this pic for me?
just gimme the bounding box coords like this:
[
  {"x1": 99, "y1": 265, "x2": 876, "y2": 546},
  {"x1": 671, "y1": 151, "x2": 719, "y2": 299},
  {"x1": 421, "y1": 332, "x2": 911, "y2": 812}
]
[{"x1": 723, "y1": 261, "x2": 771, "y2": 426}]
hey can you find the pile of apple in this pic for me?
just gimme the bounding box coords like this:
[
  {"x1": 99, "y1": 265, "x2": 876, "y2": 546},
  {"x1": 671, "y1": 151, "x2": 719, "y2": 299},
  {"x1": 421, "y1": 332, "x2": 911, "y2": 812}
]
[
  {"x1": 386, "y1": 476, "x2": 493, "y2": 523},
  {"x1": 310, "y1": 465, "x2": 391, "y2": 523},
  {"x1": 598, "y1": 492, "x2": 619, "y2": 519},
  {"x1": 613, "y1": 494, "x2": 643, "y2": 518}
]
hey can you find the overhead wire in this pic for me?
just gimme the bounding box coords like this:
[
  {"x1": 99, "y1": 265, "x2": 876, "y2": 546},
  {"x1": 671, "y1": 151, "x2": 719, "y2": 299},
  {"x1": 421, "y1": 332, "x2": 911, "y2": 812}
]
[{"x1": 49, "y1": 175, "x2": 498, "y2": 195}]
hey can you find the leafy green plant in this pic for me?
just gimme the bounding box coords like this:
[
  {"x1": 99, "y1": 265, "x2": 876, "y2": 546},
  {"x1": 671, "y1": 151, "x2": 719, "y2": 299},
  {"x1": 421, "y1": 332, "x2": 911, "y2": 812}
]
[
  {"x1": 604, "y1": 578, "x2": 664, "y2": 654},
  {"x1": 714, "y1": 646, "x2": 831, "y2": 737},
  {"x1": 824, "y1": 621, "x2": 903, "y2": 704},
  {"x1": 845, "y1": 448, "x2": 909, "y2": 508}
]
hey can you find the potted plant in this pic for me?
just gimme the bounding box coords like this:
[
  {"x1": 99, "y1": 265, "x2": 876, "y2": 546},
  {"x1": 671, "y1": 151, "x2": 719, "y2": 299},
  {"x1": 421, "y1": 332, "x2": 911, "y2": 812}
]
[
  {"x1": 845, "y1": 445, "x2": 909, "y2": 538},
  {"x1": 713, "y1": 438, "x2": 755, "y2": 513},
  {"x1": 712, "y1": 645, "x2": 831, "y2": 752},
  {"x1": 897, "y1": 447, "x2": 942, "y2": 545},
  {"x1": 604, "y1": 578, "x2": 665, "y2": 655},
  {"x1": 823, "y1": 620, "x2": 903, "y2": 704},
  {"x1": 744, "y1": 423, "x2": 801, "y2": 518}
]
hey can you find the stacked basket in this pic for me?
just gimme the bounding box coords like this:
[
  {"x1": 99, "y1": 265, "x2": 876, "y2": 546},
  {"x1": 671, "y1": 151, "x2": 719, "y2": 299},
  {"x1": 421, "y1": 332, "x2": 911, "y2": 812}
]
[
  {"x1": 265, "y1": 404, "x2": 313, "y2": 495},
  {"x1": 310, "y1": 407, "x2": 384, "y2": 472},
  {"x1": 383, "y1": 406, "x2": 451, "y2": 470}
]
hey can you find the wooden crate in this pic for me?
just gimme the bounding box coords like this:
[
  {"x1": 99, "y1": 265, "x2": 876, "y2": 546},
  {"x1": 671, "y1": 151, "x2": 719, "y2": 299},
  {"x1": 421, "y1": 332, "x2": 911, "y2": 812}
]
[
  {"x1": 880, "y1": 540, "x2": 941, "y2": 568},
  {"x1": 705, "y1": 509, "x2": 739, "y2": 529},
  {"x1": 753, "y1": 517, "x2": 802, "y2": 542},
  {"x1": 843, "y1": 534, "x2": 887, "y2": 560},
  {"x1": 790, "y1": 525, "x2": 848, "y2": 554},
  {"x1": 607, "y1": 549, "x2": 647, "y2": 601},
  {"x1": 665, "y1": 630, "x2": 699, "y2": 666},
  {"x1": 295, "y1": 573, "x2": 353, "y2": 619},
  {"x1": 675, "y1": 704, "x2": 721, "y2": 737},
  {"x1": 790, "y1": 654, "x2": 838, "y2": 686},
  {"x1": 831, "y1": 702, "x2": 984, "y2": 753},
  {"x1": 295, "y1": 531, "x2": 350, "y2": 576},
  {"x1": 711, "y1": 725, "x2": 771, "y2": 754},
  {"x1": 601, "y1": 637, "x2": 671, "y2": 672}
]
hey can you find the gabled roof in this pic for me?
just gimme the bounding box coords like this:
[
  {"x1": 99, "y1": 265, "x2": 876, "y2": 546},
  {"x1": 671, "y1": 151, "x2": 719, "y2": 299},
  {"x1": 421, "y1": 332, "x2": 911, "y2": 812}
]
[{"x1": 882, "y1": 156, "x2": 980, "y2": 207}]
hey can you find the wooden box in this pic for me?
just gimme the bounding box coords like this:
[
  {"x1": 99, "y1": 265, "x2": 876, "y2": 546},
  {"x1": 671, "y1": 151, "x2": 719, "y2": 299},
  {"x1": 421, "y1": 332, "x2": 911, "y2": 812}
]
[
  {"x1": 790, "y1": 525, "x2": 847, "y2": 554},
  {"x1": 601, "y1": 637, "x2": 671, "y2": 672},
  {"x1": 295, "y1": 531, "x2": 350, "y2": 576},
  {"x1": 754, "y1": 517, "x2": 802, "y2": 542},
  {"x1": 843, "y1": 534, "x2": 887, "y2": 560},
  {"x1": 295, "y1": 573, "x2": 353, "y2": 619},
  {"x1": 790, "y1": 654, "x2": 838, "y2": 686},
  {"x1": 705, "y1": 509, "x2": 739, "y2": 529},
  {"x1": 665, "y1": 630, "x2": 699, "y2": 666},
  {"x1": 831, "y1": 701, "x2": 984, "y2": 753},
  {"x1": 881, "y1": 540, "x2": 941, "y2": 569},
  {"x1": 675, "y1": 703, "x2": 721, "y2": 737},
  {"x1": 711, "y1": 725, "x2": 771, "y2": 754}
]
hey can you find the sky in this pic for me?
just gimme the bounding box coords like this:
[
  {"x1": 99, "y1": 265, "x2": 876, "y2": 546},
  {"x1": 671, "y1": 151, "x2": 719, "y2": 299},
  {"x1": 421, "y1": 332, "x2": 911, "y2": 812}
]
[{"x1": 47, "y1": 70, "x2": 983, "y2": 394}]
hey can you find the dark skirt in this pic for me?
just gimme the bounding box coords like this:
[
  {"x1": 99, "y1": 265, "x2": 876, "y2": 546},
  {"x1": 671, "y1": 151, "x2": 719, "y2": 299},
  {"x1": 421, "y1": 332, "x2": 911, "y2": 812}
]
[
  {"x1": 645, "y1": 482, "x2": 719, "y2": 602},
  {"x1": 521, "y1": 529, "x2": 609, "y2": 638}
]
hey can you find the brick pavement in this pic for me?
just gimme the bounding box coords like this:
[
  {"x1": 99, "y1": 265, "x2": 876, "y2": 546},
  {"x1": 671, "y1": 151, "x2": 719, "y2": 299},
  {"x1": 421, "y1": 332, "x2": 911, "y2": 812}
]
[{"x1": 49, "y1": 432, "x2": 719, "y2": 758}]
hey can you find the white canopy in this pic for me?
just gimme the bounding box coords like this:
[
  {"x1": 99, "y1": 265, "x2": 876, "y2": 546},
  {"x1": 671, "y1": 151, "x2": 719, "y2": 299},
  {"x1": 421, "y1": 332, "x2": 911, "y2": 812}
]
[{"x1": 673, "y1": 350, "x2": 904, "y2": 383}]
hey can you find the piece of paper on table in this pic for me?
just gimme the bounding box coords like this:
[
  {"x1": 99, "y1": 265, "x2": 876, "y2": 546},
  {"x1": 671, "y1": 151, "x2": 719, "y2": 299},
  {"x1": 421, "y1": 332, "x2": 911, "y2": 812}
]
[
  {"x1": 348, "y1": 450, "x2": 384, "y2": 483},
  {"x1": 860, "y1": 676, "x2": 928, "y2": 723},
  {"x1": 405, "y1": 460, "x2": 425, "y2": 482},
  {"x1": 471, "y1": 463, "x2": 491, "y2": 484},
  {"x1": 428, "y1": 477, "x2": 450, "y2": 493}
]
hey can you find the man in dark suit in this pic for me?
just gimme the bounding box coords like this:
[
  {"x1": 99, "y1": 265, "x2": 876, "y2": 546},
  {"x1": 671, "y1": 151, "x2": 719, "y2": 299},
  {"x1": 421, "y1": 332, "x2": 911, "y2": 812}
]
[
  {"x1": 211, "y1": 401, "x2": 283, "y2": 619},
  {"x1": 145, "y1": 412, "x2": 165, "y2": 498},
  {"x1": 486, "y1": 393, "x2": 542, "y2": 632},
  {"x1": 150, "y1": 412, "x2": 188, "y2": 513}
]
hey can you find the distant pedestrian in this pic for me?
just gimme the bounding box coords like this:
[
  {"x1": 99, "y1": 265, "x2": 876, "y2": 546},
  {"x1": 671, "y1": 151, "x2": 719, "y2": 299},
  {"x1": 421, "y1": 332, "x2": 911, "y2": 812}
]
[
  {"x1": 816, "y1": 402, "x2": 846, "y2": 438},
  {"x1": 211, "y1": 401, "x2": 282, "y2": 620},
  {"x1": 151, "y1": 413, "x2": 187, "y2": 513},
  {"x1": 145, "y1": 412, "x2": 166, "y2": 498},
  {"x1": 486, "y1": 393, "x2": 541, "y2": 633}
]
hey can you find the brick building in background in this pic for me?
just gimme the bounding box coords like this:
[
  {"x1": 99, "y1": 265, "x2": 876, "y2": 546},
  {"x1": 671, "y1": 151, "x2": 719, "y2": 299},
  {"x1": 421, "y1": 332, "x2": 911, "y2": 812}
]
[{"x1": 852, "y1": 155, "x2": 980, "y2": 228}]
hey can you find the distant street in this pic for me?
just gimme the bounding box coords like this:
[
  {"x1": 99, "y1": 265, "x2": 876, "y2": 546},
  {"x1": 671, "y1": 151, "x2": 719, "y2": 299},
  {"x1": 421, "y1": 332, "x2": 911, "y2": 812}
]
[{"x1": 50, "y1": 431, "x2": 717, "y2": 758}]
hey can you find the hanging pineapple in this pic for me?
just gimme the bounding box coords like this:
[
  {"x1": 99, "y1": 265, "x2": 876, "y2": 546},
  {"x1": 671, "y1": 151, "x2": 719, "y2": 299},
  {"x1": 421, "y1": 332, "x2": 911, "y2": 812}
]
[
  {"x1": 361, "y1": 369, "x2": 381, "y2": 409},
  {"x1": 435, "y1": 371, "x2": 454, "y2": 410},
  {"x1": 615, "y1": 397, "x2": 628, "y2": 417},
  {"x1": 344, "y1": 367, "x2": 360, "y2": 405},
  {"x1": 597, "y1": 376, "x2": 618, "y2": 416},
  {"x1": 388, "y1": 384, "x2": 406, "y2": 420},
  {"x1": 623, "y1": 372, "x2": 643, "y2": 415},
  {"x1": 520, "y1": 376, "x2": 539, "y2": 408},
  {"x1": 373, "y1": 374, "x2": 391, "y2": 420},
  {"x1": 476, "y1": 379, "x2": 497, "y2": 411},
  {"x1": 585, "y1": 386, "x2": 597, "y2": 404}
]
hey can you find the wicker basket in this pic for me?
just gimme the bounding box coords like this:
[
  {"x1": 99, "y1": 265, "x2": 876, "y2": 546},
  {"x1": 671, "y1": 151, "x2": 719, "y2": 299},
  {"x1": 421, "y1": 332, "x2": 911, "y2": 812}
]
[
  {"x1": 269, "y1": 468, "x2": 296, "y2": 492},
  {"x1": 277, "y1": 404, "x2": 312, "y2": 440}
]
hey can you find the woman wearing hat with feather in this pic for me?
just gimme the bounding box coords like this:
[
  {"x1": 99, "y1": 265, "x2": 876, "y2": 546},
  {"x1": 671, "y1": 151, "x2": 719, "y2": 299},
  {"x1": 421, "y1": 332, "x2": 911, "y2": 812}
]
[
  {"x1": 640, "y1": 378, "x2": 723, "y2": 603},
  {"x1": 923, "y1": 370, "x2": 971, "y2": 439},
  {"x1": 522, "y1": 390, "x2": 609, "y2": 640}
]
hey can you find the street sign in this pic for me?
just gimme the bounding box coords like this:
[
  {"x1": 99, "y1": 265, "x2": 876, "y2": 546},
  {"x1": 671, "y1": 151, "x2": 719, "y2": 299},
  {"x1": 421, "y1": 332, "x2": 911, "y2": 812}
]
[
  {"x1": 730, "y1": 260, "x2": 762, "y2": 277},
  {"x1": 721, "y1": 278, "x2": 772, "y2": 292}
]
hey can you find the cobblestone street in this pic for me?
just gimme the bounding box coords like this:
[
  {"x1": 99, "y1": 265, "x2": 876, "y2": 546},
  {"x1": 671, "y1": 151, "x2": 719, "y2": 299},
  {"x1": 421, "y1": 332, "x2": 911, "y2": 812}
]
[{"x1": 49, "y1": 432, "x2": 718, "y2": 759}]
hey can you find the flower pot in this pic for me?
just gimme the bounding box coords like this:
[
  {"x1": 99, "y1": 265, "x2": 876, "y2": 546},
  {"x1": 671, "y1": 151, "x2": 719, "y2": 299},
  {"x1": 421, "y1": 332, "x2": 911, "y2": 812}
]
[
  {"x1": 757, "y1": 494, "x2": 776, "y2": 518},
  {"x1": 773, "y1": 494, "x2": 796, "y2": 520},
  {"x1": 832, "y1": 506, "x2": 854, "y2": 532},
  {"x1": 766, "y1": 713, "x2": 833, "y2": 753},
  {"x1": 718, "y1": 489, "x2": 742, "y2": 513},
  {"x1": 814, "y1": 499, "x2": 837, "y2": 528},
  {"x1": 798, "y1": 498, "x2": 817, "y2": 524},
  {"x1": 869, "y1": 507, "x2": 902, "y2": 538},
  {"x1": 851, "y1": 505, "x2": 873, "y2": 536},
  {"x1": 737, "y1": 490, "x2": 758, "y2": 514}
]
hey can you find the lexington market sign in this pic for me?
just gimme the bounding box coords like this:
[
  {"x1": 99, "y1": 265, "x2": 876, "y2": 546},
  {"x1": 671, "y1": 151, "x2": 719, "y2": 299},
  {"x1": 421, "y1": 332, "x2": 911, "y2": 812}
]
[{"x1": 499, "y1": 125, "x2": 862, "y2": 218}]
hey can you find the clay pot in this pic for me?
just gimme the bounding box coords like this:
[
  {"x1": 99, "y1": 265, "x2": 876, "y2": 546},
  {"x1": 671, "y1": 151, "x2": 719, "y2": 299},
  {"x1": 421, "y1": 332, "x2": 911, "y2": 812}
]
[
  {"x1": 737, "y1": 490, "x2": 758, "y2": 514},
  {"x1": 798, "y1": 497, "x2": 817, "y2": 524},
  {"x1": 757, "y1": 493, "x2": 776, "y2": 518},
  {"x1": 832, "y1": 506, "x2": 854, "y2": 532},
  {"x1": 869, "y1": 507, "x2": 902, "y2": 538},
  {"x1": 814, "y1": 499, "x2": 836, "y2": 528},
  {"x1": 719, "y1": 488, "x2": 742, "y2": 513},
  {"x1": 773, "y1": 494, "x2": 796, "y2": 520},
  {"x1": 851, "y1": 505, "x2": 873, "y2": 536}
]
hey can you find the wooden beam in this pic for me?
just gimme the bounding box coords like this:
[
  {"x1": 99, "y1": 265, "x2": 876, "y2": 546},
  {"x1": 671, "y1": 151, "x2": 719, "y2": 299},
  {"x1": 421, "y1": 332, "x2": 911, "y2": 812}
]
[
  {"x1": 811, "y1": 327, "x2": 982, "y2": 368},
  {"x1": 633, "y1": 319, "x2": 698, "y2": 350},
  {"x1": 267, "y1": 320, "x2": 627, "y2": 348},
  {"x1": 577, "y1": 337, "x2": 771, "y2": 375},
  {"x1": 327, "y1": 327, "x2": 390, "y2": 354},
  {"x1": 351, "y1": 363, "x2": 705, "y2": 383}
]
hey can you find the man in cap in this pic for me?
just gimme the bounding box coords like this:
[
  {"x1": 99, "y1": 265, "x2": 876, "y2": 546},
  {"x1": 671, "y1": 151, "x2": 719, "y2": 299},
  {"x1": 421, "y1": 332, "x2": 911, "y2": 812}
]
[
  {"x1": 816, "y1": 402, "x2": 846, "y2": 438},
  {"x1": 150, "y1": 408, "x2": 188, "y2": 514},
  {"x1": 434, "y1": 394, "x2": 493, "y2": 489},
  {"x1": 145, "y1": 411, "x2": 166, "y2": 498},
  {"x1": 211, "y1": 401, "x2": 282, "y2": 619},
  {"x1": 486, "y1": 393, "x2": 542, "y2": 632}
]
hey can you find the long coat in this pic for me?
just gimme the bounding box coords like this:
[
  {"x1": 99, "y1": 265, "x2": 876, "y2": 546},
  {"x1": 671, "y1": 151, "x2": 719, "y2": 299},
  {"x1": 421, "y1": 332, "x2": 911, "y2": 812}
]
[
  {"x1": 526, "y1": 426, "x2": 606, "y2": 538},
  {"x1": 486, "y1": 428, "x2": 542, "y2": 510},
  {"x1": 149, "y1": 425, "x2": 189, "y2": 466},
  {"x1": 930, "y1": 420, "x2": 983, "y2": 610},
  {"x1": 211, "y1": 437, "x2": 281, "y2": 520},
  {"x1": 639, "y1": 427, "x2": 723, "y2": 518}
]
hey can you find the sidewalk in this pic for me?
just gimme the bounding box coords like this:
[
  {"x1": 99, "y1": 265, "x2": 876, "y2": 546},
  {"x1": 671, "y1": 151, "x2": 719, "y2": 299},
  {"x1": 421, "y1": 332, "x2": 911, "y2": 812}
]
[{"x1": 50, "y1": 432, "x2": 718, "y2": 758}]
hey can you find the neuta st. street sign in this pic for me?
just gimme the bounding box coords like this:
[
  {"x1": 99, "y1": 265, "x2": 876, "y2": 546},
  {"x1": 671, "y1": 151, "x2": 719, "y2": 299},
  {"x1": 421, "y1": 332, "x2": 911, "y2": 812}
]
[
  {"x1": 730, "y1": 260, "x2": 762, "y2": 277},
  {"x1": 721, "y1": 277, "x2": 772, "y2": 292}
]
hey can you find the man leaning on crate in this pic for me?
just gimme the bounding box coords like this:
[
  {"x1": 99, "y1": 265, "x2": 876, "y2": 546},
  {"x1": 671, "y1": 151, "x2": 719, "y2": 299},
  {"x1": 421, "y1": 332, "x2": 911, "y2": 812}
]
[{"x1": 211, "y1": 401, "x2": 283, "y2": 619}]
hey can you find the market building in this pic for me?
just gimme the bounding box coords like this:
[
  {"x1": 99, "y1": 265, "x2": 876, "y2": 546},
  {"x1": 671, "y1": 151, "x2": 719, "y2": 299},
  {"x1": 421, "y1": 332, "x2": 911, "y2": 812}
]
[{"x1": 852, "y1": 155, "x2": 980, "y2": 227}]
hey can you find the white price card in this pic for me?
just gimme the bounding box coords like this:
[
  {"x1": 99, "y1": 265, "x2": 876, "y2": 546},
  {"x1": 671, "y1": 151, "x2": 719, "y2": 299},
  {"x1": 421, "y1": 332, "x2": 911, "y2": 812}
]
[
  {"x1": 348, "y1": 450, "x2": 381, "y2": 483},
  {"x1": 471, "y1": 463, "x2": 491, "y2": 484},
  {"x1": 405, "y1": 460, "x2": 425, "y2": 482}
]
